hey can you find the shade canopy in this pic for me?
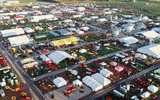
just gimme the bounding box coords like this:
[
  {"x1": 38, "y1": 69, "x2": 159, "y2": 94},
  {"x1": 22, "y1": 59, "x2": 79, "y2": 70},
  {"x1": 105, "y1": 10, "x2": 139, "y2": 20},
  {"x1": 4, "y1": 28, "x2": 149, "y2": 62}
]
[
  {"x1": 53, "y1": 77, "x2": 67, "y2": 88},
  {"x1": 48, "y1": 51, "x2": 73, "y2": 64},
  {"x1": 110, "y1": 61, "x2": 117, "y2": 66},
  {"x1": 91, "y1": 73, "x2": 111, "y2": 86},
  {"x1": 137, "y1": 44, "x2": 160, "y2": 58}
]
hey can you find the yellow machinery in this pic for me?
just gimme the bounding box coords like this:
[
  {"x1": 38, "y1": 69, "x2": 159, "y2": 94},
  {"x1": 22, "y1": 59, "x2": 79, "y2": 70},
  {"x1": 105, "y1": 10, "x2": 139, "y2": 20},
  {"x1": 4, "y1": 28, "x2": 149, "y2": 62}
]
[
  {"x1": 21, "y1": 92, "x2": 27, "y2": 97},
  {"x1": 5, "y1": 86, "x2": 15, "y2": 91},
  {"x1": 11, "y1": 96, "x2": 16, "y2": 100}
]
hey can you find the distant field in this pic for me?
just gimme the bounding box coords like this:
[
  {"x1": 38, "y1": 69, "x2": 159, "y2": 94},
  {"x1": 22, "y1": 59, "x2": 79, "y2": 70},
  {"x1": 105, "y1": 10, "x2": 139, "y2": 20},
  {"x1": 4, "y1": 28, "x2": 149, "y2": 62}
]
[
  {"x1": 19, "y1": 0, "x2": 37, "y2": 3},
  {"x1": 19, "y1": 0, "x2": 59, "y2": 3},
  {"x1": 18, "y1": 0, "x2": 160, "y2": 3}
]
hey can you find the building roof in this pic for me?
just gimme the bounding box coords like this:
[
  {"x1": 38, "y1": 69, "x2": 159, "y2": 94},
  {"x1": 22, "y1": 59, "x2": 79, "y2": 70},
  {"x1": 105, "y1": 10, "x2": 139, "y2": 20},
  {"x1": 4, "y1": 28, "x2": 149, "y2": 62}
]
[
  {"x1": 40, "y1": 54, "x2": 50, "y2": 62},
  {"x1": 141, "y1": 91, "x2": 150, "y2": 98},
  {"x1": 82, "y1": 76, "x2": 103, "y2": 91},
  {"x1": 23, "y1": 27, "x2": 35, "y2": 33},
  {"x1": 118, "y1": 36, "x2": 138, "y2": 45},
  {"x1": 147, "y1": 85, "x2": 158, "y2": 93},
  {"x1": 48, "y1": 51, "x2": 73, "y2": 64},
  {"x1": 1, "y1": 28, "x2": 25, "y2": 37},
  {"x1": 137, "y1": 31, "x2": 159, "y2": 39},
  {"x1": 53, "y1": 77, "x2": 67, "y2": 88},
  {"x1": 100, "y1": 69, "x2": 113, "y2": 77},
  {"x1": 8, "y1": 35, "x2": 33, "y2": 46},
  {"x1": 137, "y1": 44, "x2": 160, "y2": 58},
  {"x1": 91, "y1": 73, "x2": 111, "y2": 86}
]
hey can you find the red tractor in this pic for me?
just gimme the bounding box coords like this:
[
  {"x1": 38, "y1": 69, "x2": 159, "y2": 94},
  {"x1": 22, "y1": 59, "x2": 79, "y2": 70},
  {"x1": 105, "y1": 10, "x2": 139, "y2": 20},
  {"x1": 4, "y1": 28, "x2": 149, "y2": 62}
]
[
  {"x1": 106, "y1": 97, "x2": 112, "y2": 100},
  {"x1": 64, "y1": 85, "x2": 75, "y2": 96},
  {"x1": 0, "y1": 56, "x2": 7, "y2": 67}
]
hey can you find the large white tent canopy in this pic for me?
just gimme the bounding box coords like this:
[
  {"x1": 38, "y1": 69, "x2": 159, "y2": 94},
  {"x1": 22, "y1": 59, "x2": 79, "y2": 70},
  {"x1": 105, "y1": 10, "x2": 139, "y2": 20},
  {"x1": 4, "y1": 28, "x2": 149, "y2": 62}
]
[
  {"x1": 80, "y1": 27, "x2": 89, "y2": 31},
  {"x1": 75, "y1": 30, "x2": 84, "y2": 34},
  {"x1": 23, "y1": 27, "x2": 35, "y2": 33},
  {"x1": 48, "y1": 51, "x2": 73, "y2": 64},
  {"x1": 40, "y1": 54, "x2": 51, "y2": 62},
  {"x1": 135, "y1": 53, "x2": 147, "y2": 59},
  {"x1": 73, "y1": 79, "x2": 82, "y2": 86},
  {"x1": 90, "y1": 16, "x2": 99, "y2": 19},
  {"x1": 82, "y1": 76, "x2": 103, "y2": 91},
  {"x1": 8, "y1": 35, "x2": 33, "y2": 46},
  {"x1": 100, "y1": 69, "x2": 113, "y2": 77},
  {"x1": 151, "y1": 27, "x2": 160, "y2": 33},
  {"x1": 53, "y1": 77, "x2": 67, "y2": 88},
  {"x1": 137, "y1": 31, "x2": 159, "y2": 39},
  {"x1": 1, "y1": 28, "x2": 25, "y2": 37},
  {"x1": 97, "y1": 18, "x2": 107, "y2": 22},
  {"x1": 147, "y1": 85, "x2": 158, "y2": 93},
  {"x1": 29, "y1": 15, "x2": 54, "y2": 21},
  {"x1": 137, "y1": 44, "x2": 160, "y2": 58},
  {"x1": 91, "y1": 73, "x2": 111, "y2": 86},
  {"x1": 141, "y1": 91, "x2": 150, "y2": 98},
  {"x1": 118, "y1": 36, "x2": 138, "y2": 45}
]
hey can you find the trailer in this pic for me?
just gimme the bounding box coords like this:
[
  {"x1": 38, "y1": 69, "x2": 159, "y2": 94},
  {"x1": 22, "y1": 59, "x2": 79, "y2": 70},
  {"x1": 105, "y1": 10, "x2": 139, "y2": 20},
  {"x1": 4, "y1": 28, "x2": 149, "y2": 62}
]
[
  {"x1": 120, "y1": 86, "x2": 127, "y2": 93},
  {"x1": 113, "y1": 90, "x2": 124, "y2": 97}
]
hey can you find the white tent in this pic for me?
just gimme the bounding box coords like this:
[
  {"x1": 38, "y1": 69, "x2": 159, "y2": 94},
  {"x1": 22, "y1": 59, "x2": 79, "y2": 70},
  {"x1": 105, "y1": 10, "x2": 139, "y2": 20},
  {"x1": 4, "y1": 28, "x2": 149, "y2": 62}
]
[
  {"x1": 151, "y1": 27, "x2": 160, "y2": 33},
  {"x1": 97, "y1": 18, "x2": 107, "y2": 22},
  {"x1": 29, "y1": 15, "x2": 54, "y2": 21},
  {"x1": 154, "y1": 68, "x2": 160, "y2": 73},
  {"x1": 1, "y1": 28, "x2": 25, "y2": 37},
  {"x1": 73, "y1": 79, "x2": 82, "y2": 86},
  {"x1": 69, "y1": 69, "x2": 78, "y2": 75},
  {"x1": 123, "y1": 24, "x2": 135, "y2": 33},
  {"x1": 115, "y1": 66, "x2": 123, "y2": 72},
  {"x1": 77, "y1": 7, "x2": 85, "y2": 11},
  {"x1": 141, "y1": 91, "x2": 150, "y2": 98},
  {"x1": 64, "y1": 19, "x2": 72, "y2": 23},
  {"x1": 80, "y1": 27, "x2": 89, "y2": 31},
  {"x1": 147, "y1": 85, "x2": 158, "y2": 93},
  {"x1": 91, "y1": 73, "x2": 111, "y2": 86},
  {"x1": 111, "y1": 21, "x2": 119, "y2": 26},
  {"x1": 0, "y1": 82, "x2": 6, "y2": 87},
  {"x1": 8, "y1": 35, "x2": 33, "y2": 46},
  {"x1": 137, "y1": 31, "x2": 159, "y2": 39},
  {"x1": 122, "y1": 15, "x2": 133, "y2": 19},
  {"x1": 104, "y1": 11, "x2": 112, "y2": 14},
  {"x1": 111, "y1": 8, "x2": 118, "y2": 11},
  {"x1": 79, "y1": 49, "x2": 87, "y2": 53},
  {"x1": 40, "y1": 54, "x2": 51, "y2": 62},
  {"x1": 115, "y1": 53, "x2": 125, "y2": 58},
  {"x1": 82, "y1": 76, "x2": 103, "y2": 91},
  {"x1": 83, "y1": 17, "x2": 91, "y2": 21},
  {"x1": 23, "y1": 27, "x2": 35, "y2": 33},
  {"x1": 75, "y1": 30, "x2": 84, "y2": 34},
  {"x1": 123, "y1": 19, "x2": 136, "y2": 23},
  {"x1": 49, "y1": 10, "x2": 62, "y2": 14},
  {"x1": 135, "y1": 53, "x2": 147, "y2": 59},
  {"x1": 118, "y1": 36, "x2": 138, "y2": 45},
  {"x1": 155, "y1": 74, "x2": 160, "y2": 79},
  {"x1": 58, "y1": 29, "x2": 73, "y2": 35},
  {"x1": 90, "y1": 16, "x2": 99, "y2": 19},
  {"x1": 104, "y1": 8, "x2": 110, "y2": 11},
  {"x1": 131, "y1": 96, "x2": 138, "y2": 99},
  {"x1": 53, "y1": 77, "x2": 67, "y2": 88},
  {"x1": 73, "y1": 14, "x2": 83, "y2": 18},
  {"x1": 67, "y1": 28, "x2": 76, "y2": 32},
  {"x1": 100, "y1": 62, "x2": 107, "y2": 66},
  {"x1": 48, "y1": 51, "x2": 73, "y2": 64},
  {"x1": 137, "y1": 44, "x2": 160, "y2": 58},
  {"x1": 68, "y1": 23, "x2": 75, "y2": 27},
  {"x1": 100, "y1": 69, "x2": 113, "y2": 77},
  {"x1": 142, "y1": 16, "x2": 149, "y2": 21}
]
